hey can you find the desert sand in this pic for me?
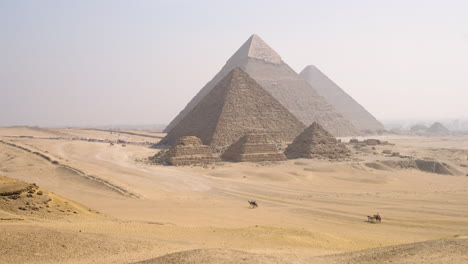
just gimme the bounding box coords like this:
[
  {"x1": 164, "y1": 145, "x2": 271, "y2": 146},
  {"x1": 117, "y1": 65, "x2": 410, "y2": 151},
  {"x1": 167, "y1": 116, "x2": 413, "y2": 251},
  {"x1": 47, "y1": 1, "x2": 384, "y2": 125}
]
[{"x1": 1, "y1": 126, "x2": 467, "y2": 263}]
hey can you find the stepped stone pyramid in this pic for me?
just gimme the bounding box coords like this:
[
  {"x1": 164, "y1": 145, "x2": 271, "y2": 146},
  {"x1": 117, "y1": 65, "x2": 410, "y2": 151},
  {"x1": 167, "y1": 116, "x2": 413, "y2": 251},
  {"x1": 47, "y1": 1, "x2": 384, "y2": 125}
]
[
  {"x1": 284, "y1": 122, "x2": 351, "y2": 159},
  {"x1": 221, "y1": 134, "x2": 286, "y2": 162},
  {"x1": 158, "y1": 68, "x2": 306, "y2": 147},
  {"x1": 300, "y1": 65, "x2": 384, "y2": 132},
  {"x1": 164, "y1": 34, "x2": 359, "y2": 136},
  {"x1": 153, "y1": 136, "x2": 220, "y2": 166}
]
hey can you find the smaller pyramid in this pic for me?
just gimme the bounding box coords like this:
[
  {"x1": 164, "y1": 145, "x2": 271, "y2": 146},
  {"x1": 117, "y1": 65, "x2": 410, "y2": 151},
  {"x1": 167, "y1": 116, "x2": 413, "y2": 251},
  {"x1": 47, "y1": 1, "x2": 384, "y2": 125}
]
[
  {"x1": 427, "y1": 122, "x2": 450, "y2": 136},
  {"x1": 153, "y1": 136, "x2": 220, "y2": 166},
  {"x1": 221, "y1": 134, "x2": 286, "y2": 162},
  {"x1": 409, "y1": 124, "x2": 428, "y2": 133},
  {"x1": 284, "y1": 122, "x2": 351, "y2": 159}
]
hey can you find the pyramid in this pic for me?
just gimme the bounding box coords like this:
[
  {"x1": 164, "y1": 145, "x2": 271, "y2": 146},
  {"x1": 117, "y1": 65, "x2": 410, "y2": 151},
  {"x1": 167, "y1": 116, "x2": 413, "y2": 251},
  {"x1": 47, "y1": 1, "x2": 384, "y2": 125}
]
[
  {"x1": 157, "y1": 68, "x2": 306, "y2": 147},
  {"x1": 427, "y1": 122, "x2": 450, "y2": 136},
  {"x1": 221, "y1": 134, "x2": 286, "y2": 162},
  {"x1": 410, "y1": 124, "x2": 428, "y2": 133},
  {"x1": 284, "y1": 122, "x2": 351, "y2": 159},
  {"x1": 164, "y1": 34, "x2": 359, "y2": 136},
  {"x1": 152, "y1": 136, "x2": 220, "y2": 166},
  {"x1": 300, "y1": 65, "x2": 384, "y2": 132}
]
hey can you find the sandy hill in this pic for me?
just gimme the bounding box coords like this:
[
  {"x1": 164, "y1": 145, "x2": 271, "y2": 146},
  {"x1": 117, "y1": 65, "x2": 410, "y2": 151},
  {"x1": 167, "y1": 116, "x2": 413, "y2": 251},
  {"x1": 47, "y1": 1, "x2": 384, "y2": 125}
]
[
  {"x1": 158, "y1": 68, "x2": 306, "y2": 147},
  {"x1": 315, "y1": 238, "x2": 468, "y2": 264},
  {"x1": 134, "y1": 238, "x2": 468, "y2": 264},
  {"x1": 0, "y1": 175, "x2": 98, "y2": 221},
  {"x1": 300, "y1": 65, "x2": 383, "y2": 132},
  {"x1": 164, "y1": 34, "x2": 359, "y2": 136}
]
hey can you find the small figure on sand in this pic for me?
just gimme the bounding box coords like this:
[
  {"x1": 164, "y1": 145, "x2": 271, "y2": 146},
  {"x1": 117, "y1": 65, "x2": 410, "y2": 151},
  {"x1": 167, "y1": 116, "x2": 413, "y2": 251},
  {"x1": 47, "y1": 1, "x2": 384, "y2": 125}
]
[
  {"x1": 367, "y1": 213, "x2": 381, "y2": 223},
  {"x1": 248, "y1": 200, "x2": 258, "y2": 208}
]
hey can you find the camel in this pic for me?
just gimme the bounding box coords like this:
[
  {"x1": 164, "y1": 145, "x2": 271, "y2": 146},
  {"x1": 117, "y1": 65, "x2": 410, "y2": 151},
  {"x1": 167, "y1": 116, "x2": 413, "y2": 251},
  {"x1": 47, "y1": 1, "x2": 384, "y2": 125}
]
[
  {"x1": 367, "y1": 213, "x2": 381, "y2": 223},
  {"x1": 248, "y1": 200, "x2": 258, "y2": 208}
]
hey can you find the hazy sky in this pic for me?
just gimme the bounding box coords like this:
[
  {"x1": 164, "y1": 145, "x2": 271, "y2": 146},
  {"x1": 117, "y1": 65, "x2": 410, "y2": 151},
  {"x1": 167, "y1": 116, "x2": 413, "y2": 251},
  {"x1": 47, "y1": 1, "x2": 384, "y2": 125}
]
[{"x1": 1, "y1": 0, "x2": 467, "y2": 127}]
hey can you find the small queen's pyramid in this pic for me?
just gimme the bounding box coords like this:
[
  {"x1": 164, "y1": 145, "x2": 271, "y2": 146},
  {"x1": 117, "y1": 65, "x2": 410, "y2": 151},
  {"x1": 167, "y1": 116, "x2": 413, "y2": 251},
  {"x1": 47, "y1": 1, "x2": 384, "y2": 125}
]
[
  {"x1": 158, "y1": 68, "x2": 306, "y2": 147},
  {"x1": 152, "y1": 136, "x2": 220, "y2": 166},
  {"x1": 221, "y1": 134, "x2": 286, "y2": 162},
  {"x1": 284, "y1": 122, "x2": 351, "y2": 159}
]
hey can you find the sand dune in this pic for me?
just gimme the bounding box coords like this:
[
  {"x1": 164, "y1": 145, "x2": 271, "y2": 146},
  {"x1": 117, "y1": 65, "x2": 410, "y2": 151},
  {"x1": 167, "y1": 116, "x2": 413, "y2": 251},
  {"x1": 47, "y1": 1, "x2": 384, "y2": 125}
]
[
  {"x1": 315, "y1": 238, "x2": 468, "y2": 264},
  {"x1": 135, "y1": 238, "x2": 468, "y2": 264}
]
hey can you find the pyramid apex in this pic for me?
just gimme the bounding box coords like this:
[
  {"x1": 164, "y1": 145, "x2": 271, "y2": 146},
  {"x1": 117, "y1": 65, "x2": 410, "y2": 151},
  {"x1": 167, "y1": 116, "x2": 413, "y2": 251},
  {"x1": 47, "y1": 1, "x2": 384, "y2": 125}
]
[
  {"x1": 226, "y1": 67, "x2": 247, "y2": 81},
  {"x1": 304, "y1": 65, "x2": 318, "y2": 70},
  {"x1": 301, "y1": 65, "x2": 321, "y2": 74},
  {"x1": 227, "y1": 34, "x2": 282, "y2": 65}
]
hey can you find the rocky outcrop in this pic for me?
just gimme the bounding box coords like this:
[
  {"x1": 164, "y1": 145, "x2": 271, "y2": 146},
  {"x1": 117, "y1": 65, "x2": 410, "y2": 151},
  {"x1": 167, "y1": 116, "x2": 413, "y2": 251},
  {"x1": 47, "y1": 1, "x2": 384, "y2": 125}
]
[
  {"x1": 415, "y1": 160, "x2": 461, "y2": 175},
  {"x1": 349, "y1": 139, "x2": 390, "y2": 146},
  {"x1": 221, "y1": 134, "x2": 286, "y2": 162},
  {"x1": 284, "y1": 122, "x2": 351, "y2": 160},
  {"x1": 373, "y1": 159, "x2": 462, "y2": 175}
]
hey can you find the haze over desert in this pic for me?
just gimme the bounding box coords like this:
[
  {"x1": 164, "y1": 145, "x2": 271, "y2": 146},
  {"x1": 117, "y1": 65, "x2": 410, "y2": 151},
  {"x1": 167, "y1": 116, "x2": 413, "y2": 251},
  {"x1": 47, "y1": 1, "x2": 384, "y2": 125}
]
[{"x1": 1, "y1": 1, "x2": 468, "y2": 263}]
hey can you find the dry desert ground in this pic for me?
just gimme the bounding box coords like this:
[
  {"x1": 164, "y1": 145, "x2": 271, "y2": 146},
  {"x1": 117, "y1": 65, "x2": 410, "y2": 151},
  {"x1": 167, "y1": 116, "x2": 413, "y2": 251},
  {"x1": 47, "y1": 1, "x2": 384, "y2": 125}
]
[{"x1": 1, "y1": 126, "x2": 467, "y2": 263}]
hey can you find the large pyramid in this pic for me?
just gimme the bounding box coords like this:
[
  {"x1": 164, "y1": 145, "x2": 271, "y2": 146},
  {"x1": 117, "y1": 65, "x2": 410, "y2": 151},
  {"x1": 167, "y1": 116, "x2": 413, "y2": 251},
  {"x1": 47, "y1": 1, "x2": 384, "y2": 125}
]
[
  {"x1": 164, "y1": 34, "x2": 359, "y2": 136},
  {"x1": 284, "y1": 122, "x2": 351, "y2": 159},
  {"x1": 300, "y1": 65, "x2": 384, "y2": 132},
  {"x1": 157, "y1": 68, "x2": 306, "y2": 147}
]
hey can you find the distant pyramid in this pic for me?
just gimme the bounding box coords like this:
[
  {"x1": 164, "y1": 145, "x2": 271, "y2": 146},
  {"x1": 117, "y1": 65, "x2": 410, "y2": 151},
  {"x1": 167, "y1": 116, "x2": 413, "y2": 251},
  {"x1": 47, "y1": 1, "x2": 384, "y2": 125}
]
[
  {"x1": 221, "y1": 134, "x2": 286, "y2": 162},
  {"x1": 427, "y1": 122, "x2": 450, "y2": 136},
  {"x1": 300, "y1": 65, "x2": 384, "y2": 132},
  {"x1": 164, "y1": 34, "x2": 359, "y2": 136},
  {"x1": 284, "y1": 122, "x2": 351, "y2": 159},
  {"x1": 409, "y1": 124, "x2": 428, "y2": 133},
  {"x1": 158, "y1": 68, "x2": 306, "y2": 147}
]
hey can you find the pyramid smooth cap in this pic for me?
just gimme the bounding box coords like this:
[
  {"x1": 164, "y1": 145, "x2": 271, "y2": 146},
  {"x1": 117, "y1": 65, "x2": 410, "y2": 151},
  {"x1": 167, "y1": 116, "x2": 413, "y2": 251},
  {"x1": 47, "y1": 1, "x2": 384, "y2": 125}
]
[
  {"x1": 300, "y1": 65, "x2": 321, "y2": 77},
  {"x1": 228, "y1": 34, "x2": 283, "y2": 64}
]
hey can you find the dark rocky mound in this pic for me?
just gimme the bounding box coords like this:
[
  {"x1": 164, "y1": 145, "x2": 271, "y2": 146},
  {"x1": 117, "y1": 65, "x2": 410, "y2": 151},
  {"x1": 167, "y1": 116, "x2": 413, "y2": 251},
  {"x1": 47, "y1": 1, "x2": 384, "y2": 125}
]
[
  {"x1": 374, "y1": 159, "x2": 462, "y2": 175},
  {"x1": 315, "y1": 238, "x2": 468, "y2": 264},
  {"x1": 133, "y1": 248, "x2": 289, "y2": 264}
]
